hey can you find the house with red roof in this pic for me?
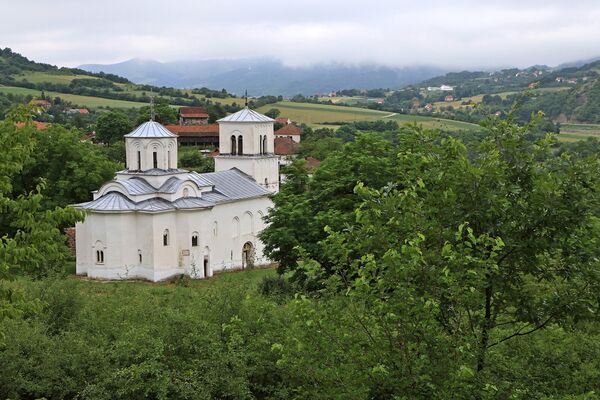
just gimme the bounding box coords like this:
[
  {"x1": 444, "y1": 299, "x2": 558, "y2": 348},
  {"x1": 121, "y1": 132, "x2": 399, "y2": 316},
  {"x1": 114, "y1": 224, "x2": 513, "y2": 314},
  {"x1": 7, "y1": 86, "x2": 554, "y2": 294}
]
[
  {"x1": 179, "y1": 107, "x2": 209, "y2": 125},
  {"x1": 274, "y1": 123, "x2": 302, "y2": 143},
  {"x1": 164, "y1": 124, "x2": 220, "y2": 147},
  {"x1": 275, "y1": 117, "x2": 292, "y2": 125}
]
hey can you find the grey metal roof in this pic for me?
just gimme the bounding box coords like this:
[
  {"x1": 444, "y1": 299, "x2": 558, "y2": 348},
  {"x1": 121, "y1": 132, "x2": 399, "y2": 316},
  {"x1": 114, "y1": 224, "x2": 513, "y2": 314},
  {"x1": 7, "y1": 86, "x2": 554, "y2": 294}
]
[
  {"x1": 200, "y1": 169, "x2": 270, "y2": 199},
  {"x1": 124, "y1": 121, "x2": 177, "y2": 138},
  {"x1": 76, "y1": 168, "x2": 270, "y2": 212},
  {"x1": 217, "y1": 107, "x2": 274, "y2": 123},
  {"x1": 78, "y1": 192, "x2": 137, "y2": 211},
  {"x1": 119, "y1": 177, "x2": 156, "y2": 195}
]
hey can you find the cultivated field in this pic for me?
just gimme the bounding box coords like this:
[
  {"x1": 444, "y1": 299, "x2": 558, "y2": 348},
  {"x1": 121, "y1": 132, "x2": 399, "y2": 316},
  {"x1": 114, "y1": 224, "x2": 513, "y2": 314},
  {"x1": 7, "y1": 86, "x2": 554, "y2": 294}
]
[
  {"x1": 258, "y1": 101, "x2": 483, "y2": 132},
  {"x1": 558, "y1": 123, "x2": 600, "y2": 142},
  {"x1": 0, "y1": 85, "x2": 152, "y2": 108}
]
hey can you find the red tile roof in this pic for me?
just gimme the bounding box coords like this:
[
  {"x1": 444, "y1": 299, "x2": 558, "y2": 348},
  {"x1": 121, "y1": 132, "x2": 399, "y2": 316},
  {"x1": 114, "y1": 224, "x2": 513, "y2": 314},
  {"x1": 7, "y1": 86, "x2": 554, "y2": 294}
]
[
  {"x1": 305, "y1": 156, "x2": 321, "y2": 170},
  {"x1": 180, "y1": 107, "x2": 209, "y2": 118},
  {"x1": 274, "y1": 136, "x2": 299, "y2": 155},
  {"x1": 15, "y1": 121, "x2": 49, "y2": 130},
  {"x1": 164, "y1": 124, "x2": 219, "y2": 137},
  {"x1": 31, "y1": 99, "x2": 51, "y2": 106},
  {"x1": 275, "y1": 124, "x2": 302, "y2": 136},
  {"x1": 275, "y1": 117, "x2": 291, "y2": 124}
]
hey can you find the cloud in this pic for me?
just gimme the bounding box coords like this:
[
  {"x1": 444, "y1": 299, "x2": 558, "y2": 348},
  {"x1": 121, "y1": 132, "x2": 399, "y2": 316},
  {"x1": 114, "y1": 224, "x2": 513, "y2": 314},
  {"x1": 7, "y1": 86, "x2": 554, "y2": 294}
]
[{"x1": 1, "y1": 0, "x2": 599, "y2": 68}]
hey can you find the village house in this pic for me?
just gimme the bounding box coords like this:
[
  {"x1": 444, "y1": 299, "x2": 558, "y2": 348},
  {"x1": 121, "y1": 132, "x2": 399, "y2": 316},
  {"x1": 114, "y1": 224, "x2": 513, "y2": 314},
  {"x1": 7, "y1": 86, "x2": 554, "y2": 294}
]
[
  {"x1": 274, "y1": 123, "x2": 302, "y2": 143},
  {"x1": 166, "y1": 106, "x2": 219, "y2": 148},
  {"x1": 444, "y1": 95, "x2": 454, "y2": 102},
  {"x1": 66, "y1": 108, "x2": 90, "y2": 115},
  {"x1": 179, "y1": 106, "x2": 209, "y2": 125},
  {"x1": 275, "y1": 117, "x2": 292, "y2": 125},
  {"x1": 74, "y1": 107, "x2": 279, "y2": 282}
]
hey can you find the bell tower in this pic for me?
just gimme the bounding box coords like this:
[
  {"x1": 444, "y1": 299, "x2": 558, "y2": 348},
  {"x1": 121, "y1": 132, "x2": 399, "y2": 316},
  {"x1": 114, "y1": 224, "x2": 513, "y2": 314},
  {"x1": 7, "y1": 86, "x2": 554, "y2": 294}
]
[{"x1": 214, "y1": 107, "x2": 279, "y2": 193}]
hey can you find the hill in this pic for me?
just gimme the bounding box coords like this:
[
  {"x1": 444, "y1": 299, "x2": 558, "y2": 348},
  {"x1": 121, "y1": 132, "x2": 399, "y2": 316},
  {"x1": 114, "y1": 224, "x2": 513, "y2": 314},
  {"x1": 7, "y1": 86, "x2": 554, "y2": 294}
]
[{"x1": 80, "y1": 58, "x2": 448, "y2": 96}]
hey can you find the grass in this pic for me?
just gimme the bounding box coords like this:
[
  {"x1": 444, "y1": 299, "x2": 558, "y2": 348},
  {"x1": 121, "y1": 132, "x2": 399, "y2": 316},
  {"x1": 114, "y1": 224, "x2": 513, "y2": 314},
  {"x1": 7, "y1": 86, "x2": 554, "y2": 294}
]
[
  {"x1": 558, "y1": 123, "x2": 600, "y2": 142},
  {"x1": 259, "y1": 101, "x2": 483, "y2": 132},
  {"x1": 0, "y1": 85, "x2": 149, "y2": 108},
  {"x1": 433, "y1": 87, "x2": 571, "y2": 110},
  {"x1": 17, "y1": 71, "x2": 100, "y2": 84}
]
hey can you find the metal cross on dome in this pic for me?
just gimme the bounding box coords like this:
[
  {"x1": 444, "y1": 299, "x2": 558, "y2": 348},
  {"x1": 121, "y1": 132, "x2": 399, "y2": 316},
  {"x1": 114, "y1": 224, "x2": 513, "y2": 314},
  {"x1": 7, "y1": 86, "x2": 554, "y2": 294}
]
[{"x1": 149, "y1": 92, "x2": 155, "y2": 121}]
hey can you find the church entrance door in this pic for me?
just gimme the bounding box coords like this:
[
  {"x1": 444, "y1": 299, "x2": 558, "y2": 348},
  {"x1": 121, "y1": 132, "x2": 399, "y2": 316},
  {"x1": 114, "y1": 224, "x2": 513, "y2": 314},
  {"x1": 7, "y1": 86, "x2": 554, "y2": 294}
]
[{"x1": 242, "y1": 242, "x2": 254, "y2": 269}]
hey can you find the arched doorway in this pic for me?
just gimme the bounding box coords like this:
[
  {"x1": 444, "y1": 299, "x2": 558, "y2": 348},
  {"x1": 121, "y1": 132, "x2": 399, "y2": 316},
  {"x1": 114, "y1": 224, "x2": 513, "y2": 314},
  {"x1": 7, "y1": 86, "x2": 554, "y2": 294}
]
[{"x1": 242, "y1": 242, "x2": 254, "y2": 269}]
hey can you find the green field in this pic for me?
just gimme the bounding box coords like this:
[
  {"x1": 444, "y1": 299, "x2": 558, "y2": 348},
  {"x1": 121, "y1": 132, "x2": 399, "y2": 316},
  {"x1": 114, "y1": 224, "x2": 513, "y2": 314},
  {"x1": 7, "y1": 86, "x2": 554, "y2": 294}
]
[
  {"x1": 0, "y1": 85, "x2": 149, "y2": 108},
  {"x1": 258, "y1": 101, "x2": 483, "y2": 132},
  {"x1": 17, "y1": 71, "x2": 101, "y2": 84},
  {"x1": 558, "y1": 123, "x2": 600, "y2": 142}
]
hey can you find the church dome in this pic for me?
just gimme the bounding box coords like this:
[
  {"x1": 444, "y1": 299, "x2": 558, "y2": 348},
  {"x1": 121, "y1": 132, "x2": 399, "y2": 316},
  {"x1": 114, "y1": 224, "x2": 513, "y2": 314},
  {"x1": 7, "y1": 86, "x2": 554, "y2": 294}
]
[
  {"x1": 124, "y1": 121, "x2": 177, "y2": 138},
  {"x1": 217, "y1": 107, "x2": 274, "y2": 123}
]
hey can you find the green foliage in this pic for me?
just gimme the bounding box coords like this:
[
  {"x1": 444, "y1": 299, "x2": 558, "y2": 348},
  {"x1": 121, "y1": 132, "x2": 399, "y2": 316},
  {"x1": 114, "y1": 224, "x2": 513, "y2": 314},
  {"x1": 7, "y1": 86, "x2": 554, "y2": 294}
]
[
  {"x1": 13, "y1": 124, "x2": 120, "y2": 209},
  {"x1": 0, "y1": 106, "x2": 85, "y2": 335},
  {"x1": 95, "y1": 110, "x2": 132, "y2": 145},
  {"x1": 178, "y1": 148, "x2": 215, "y2": 173},
  {"x1": 264, "y1": 108, "x2": 281, "y2": 118},
  {"x1": 136, "y1": 102, "x2": 178, "y2": 125}
]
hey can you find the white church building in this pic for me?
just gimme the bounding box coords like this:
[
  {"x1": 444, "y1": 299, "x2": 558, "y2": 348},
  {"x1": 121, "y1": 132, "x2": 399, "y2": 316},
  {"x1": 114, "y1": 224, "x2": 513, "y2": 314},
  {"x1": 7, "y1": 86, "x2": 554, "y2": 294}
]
[{"x1": 75, "y1": 107, "x2": 279, "y2": 281}]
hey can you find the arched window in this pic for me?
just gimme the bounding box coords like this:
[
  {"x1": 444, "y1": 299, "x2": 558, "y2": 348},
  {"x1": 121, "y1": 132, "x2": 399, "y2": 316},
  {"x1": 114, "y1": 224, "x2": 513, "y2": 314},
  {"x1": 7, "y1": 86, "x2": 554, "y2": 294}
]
[
  {"x1": 264, "y1": 178, "x2": 268, "y2": 187},
  {"x1": 230, "y1": 135, "x2": 237, "y2": 155},
  {"x1": 263, "y1": 135, "x2": 267, "y2": 154},
  {"x1": 163, "y1": 229, "x2": 169, "y2": 246},
  {"x1": 137, "y1": 151, "x2": 141, "y2": 170},
  {"x1": 192, "y1": 232, "x2": 199, "y2": 247},
  {"x1": 238, "y1": 135, "x2": 243, "y2": 155},
  {"x1": 96, "y1": 250, "x2": 104, "y2": 264},
  {"x1": 138, "y1": 249, "x2": 142, "y2": 264},
  {"x1": 167, "y1": 150, "x2": 171, "y2": 169},
  {"x1": 259, "y1": 135, "x2": 263, "y2": 154},
  {"x1": 153, "y1": 151, "x2": 158, "y2": 168}
]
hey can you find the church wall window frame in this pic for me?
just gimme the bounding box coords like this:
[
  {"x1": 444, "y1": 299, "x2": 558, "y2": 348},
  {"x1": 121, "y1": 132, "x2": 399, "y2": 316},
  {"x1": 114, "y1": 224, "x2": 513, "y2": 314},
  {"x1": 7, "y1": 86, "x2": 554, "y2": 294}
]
[
  {"x1": 153, "y1": 151, "x2": 158, "y2": 169},
  {"x1": 163, "y1": 229, "x2": 170, "y2": 246},
  {"x1": 238, "y1": 135, "x2": 243, "y2": 155},
  {"x1": 230, "y1": 135, "x2": 237, "y2": 155},
  {"x1": 192, "y1": 232, "x2": 199, "y2": 247}
]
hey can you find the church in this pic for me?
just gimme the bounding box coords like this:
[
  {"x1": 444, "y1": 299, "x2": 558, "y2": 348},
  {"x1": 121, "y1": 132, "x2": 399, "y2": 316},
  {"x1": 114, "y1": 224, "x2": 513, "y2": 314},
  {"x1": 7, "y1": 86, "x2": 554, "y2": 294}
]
[{"x1": 74, "y1": 107, "x2": 279, "y2": 281}]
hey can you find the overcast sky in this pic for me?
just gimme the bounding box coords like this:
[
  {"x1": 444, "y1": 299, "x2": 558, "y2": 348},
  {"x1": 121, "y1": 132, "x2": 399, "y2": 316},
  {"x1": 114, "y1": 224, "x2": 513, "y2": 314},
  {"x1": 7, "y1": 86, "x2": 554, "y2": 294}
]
[{"x1": 2, "y1": 0, "x2": 600, "y2": 69}]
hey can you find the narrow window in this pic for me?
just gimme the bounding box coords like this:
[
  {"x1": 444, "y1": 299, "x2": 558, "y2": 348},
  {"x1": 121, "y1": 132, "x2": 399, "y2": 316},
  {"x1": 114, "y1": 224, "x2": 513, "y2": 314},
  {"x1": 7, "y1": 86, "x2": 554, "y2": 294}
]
[
  {"x1": 231, "y1": 135, "x2": 237, "y2": 155},
  {"x1": 96, "y1": 250, "x2": 104, "y2": 264},
  {"x1": 167, "y1": 150, "x2": 171, "y2": 169},
  {"x1": 153, "y1": 151, "x2": 158, "y2": 168},
  {"x1": 192, "y1": 234, "x2": 198, "y2": 247},
  {"x1": 238, "y1": 135, "x2": 243, "y2": 155},
  {"x1": 263, "y1": 135, "x2": 267, "y2": 154},
  {"x1": 138, "y1": 250, "x2": 142, "y2": 264},
  {"x1": 259, "y1": 135, "x2": 263, "y2": 154},
  {"x1": 137, "y1": 151, "x2": 141, "y2": 170},
  {"x1": 264, "y1": 178, "x2": 268, "y2": 187},
  {"x1": 163, "y1": 229, "x2": 169, "y2": 246}
]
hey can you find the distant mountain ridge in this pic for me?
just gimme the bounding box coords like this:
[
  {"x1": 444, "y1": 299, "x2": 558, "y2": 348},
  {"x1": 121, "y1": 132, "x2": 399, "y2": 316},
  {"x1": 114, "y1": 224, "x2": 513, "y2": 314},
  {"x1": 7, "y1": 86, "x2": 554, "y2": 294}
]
[{"x1": 79, "y1": 58, "x2": 448, "y2": 96}]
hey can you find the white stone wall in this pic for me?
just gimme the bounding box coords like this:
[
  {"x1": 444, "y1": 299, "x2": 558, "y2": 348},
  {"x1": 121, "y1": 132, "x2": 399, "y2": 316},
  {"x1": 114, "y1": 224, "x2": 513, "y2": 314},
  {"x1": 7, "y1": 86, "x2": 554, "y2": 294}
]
[
  {"x1": 126, "y1": 137, "x2": 178, "y2": 171},
  {"x1": 75, "y1": 196, "x2": 272, "y2": 282},
  {"x1": 215, "y1": 155, "x2": 279, "y2": 193}
]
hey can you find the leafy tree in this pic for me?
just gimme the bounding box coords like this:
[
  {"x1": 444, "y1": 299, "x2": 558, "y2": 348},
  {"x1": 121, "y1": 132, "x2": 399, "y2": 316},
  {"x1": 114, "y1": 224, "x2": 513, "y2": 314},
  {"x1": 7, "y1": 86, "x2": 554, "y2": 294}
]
[
  {"x1": 14, "y1": 124, "x2": 120, "y2": 209},
  {"x1": 0, "y1": 106, "x2": 84, "y2": 281},
  {"x1": 264, "y1": 108, "x2": 281, "y2": 119},
  {"x1": 136, "y1": 102, "x2": 178, "y2": 125},
  {"x1": 95, "y1": 111, "x2": 132, "y2": 145},
  {"x1": 178, "y1": 148, "x2": 215, "y2": 173},
  {"x1": 293, "y1": 113, "x2": 600, "y2": 394}
]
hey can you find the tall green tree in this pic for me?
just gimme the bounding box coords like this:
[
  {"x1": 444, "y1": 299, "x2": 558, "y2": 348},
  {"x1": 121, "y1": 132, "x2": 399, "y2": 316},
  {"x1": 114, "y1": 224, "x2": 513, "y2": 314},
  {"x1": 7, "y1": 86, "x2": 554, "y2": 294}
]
[
  {"x1": 310, "y1": 114, "x2": 600, "y2": 393},
  {"x1": 95, "y1": 111, "x2": 132, "y2": 145},
  {"x1": 136, "y1": 102, "x2": 178, "y2": 125},
  {"x1": 0, "y1": 106, "x2": 84, "y2": 280}
]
